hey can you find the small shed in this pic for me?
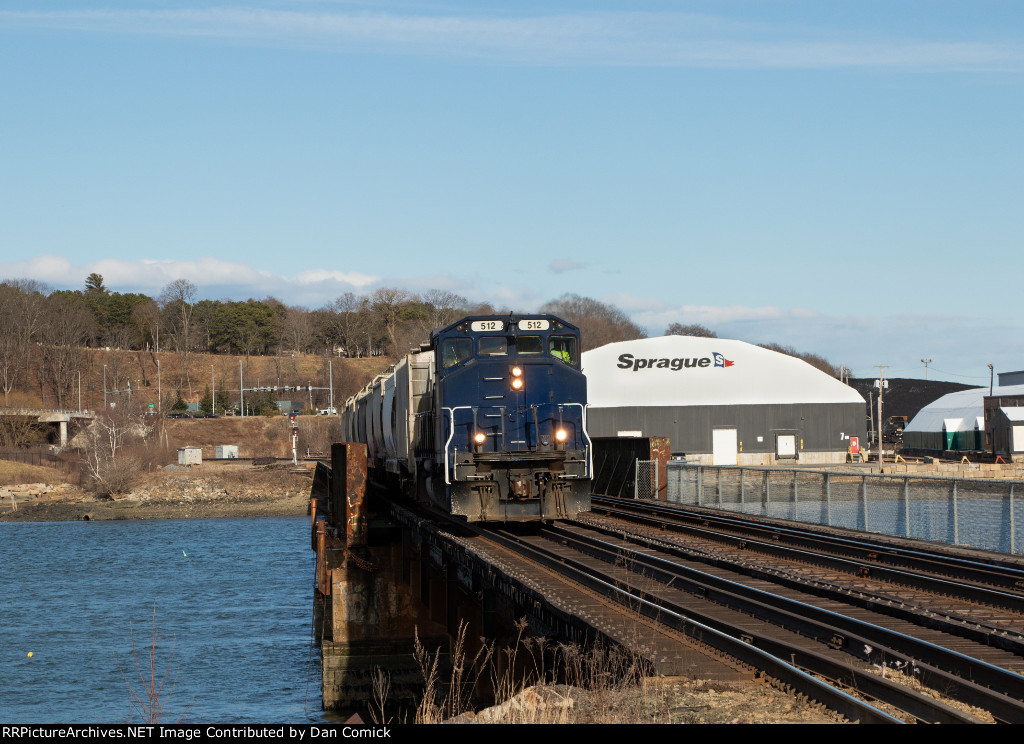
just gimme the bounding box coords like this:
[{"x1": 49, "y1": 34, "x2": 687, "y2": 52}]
[
  {"x1": 216, "y1": 445, "x2": 239, "y2": 459},
  {"x1": 177, "y1": 446, "x2": 203, "y2": 466},
  {"x1": 990, "y1": 407, "x2": 1024, "y2": 459}
]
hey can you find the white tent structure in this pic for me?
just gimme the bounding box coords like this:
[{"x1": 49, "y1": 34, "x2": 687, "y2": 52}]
[
  {"x1": 582, "y1": 337, "x2": 865, "y2": 465},
  {"x1": 904, "y1": 383, "x2": 1024, "y2": 451}
]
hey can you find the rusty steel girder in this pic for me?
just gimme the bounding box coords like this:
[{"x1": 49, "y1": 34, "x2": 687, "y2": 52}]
[{"x1": 331, "y1": 442, "x2": 368, "y2": 547}]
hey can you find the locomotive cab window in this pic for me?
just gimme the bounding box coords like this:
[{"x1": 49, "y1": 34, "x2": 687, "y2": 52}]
[
  {"x1": 442, "y1": 338, "x2": 472, "y2": 368},
  {"x1": 478, "y1": 337, "x2": 507, "y2": 356},
  {"x1": 548, "y1": 335, "x2": 578, "y2": 365},
  {"x1": 516, "y1": 336, "x2": 543, "y2": 355}
]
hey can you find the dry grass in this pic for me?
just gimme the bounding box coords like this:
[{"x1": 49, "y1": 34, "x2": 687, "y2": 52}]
[
  {"x1": 368, "y1": 619, "x2": 844, "y2": 725},
  {"x1": 13, "y1": 347, "x2": 390, "y2": 413},
  {"x1": 404, "y1": 620, "x2": 657, "y2": 725},
  {"x1": 0, "y1": 459, "x2": 73, "y2": 487}
]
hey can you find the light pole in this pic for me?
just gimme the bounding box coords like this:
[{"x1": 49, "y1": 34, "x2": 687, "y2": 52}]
[
  {"x1": 921, "y1": 358, "x2": 932, "y2": 380},
  {"x1": 989, "y1": 364, "x2": 994, "y2": 396},
  {"x1": 875, "y1": 365, "x2": 888, "y2": 464}
]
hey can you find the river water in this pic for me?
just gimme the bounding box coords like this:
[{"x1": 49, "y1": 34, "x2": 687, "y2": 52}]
[{"x1": 0, "y1": 516, "x2": 328, "y2": 724}]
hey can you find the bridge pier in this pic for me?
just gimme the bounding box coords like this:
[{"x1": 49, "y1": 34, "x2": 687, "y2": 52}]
[
  {"x1": 312, "y1": 445, "x2": 449, "y2": 718},
  {"x1": 310, "y1": 443, "x2": 630, "y2": 720}
]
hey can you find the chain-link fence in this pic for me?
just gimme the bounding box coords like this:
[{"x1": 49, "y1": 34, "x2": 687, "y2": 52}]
[
  {"x1": 635, "y1": 459, "x2": 658, "y2": 500},
  {"x1": 667, "y1": 462, "x2": 1024, "y2": 555}
]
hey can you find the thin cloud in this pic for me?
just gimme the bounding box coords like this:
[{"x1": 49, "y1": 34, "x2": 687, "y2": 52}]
[
  {"x1": 0, "y1": 255, "x2": 378, "y2": 300},
  {"x1": 0, "y1": 8, "x2": 1020, "y2": 70},
  {"x1": 549, "y1": 259, "x2": 586, "y2": 274}
]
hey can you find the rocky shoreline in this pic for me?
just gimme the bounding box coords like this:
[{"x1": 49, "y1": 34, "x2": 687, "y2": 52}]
[{"x1": 0, "y1": 465, "x2": 313, "y2": 523}]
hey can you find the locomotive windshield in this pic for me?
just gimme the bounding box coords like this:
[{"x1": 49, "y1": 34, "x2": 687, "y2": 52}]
[
  {"x1": 478, "y1": 337, "x2": 507, "y2": 356},
  {"x1": 516, "y1": 336, "x2": 543, "y2": 354},
  {"x1": 442, "y1": 338, "x2": 472, "y2": 368},
  {"x1": 436, "y1": 315, "x2": 582, "y2": 370}
]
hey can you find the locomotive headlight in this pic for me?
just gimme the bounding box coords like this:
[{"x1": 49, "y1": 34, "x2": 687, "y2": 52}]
[
  {"x1": 555, "y1": 429, "x2": 568, "y2": 442},
  {"x1": 474, "y1": 432, "x2": 487, "y2": 444},
  {"x1": 511, "y1": 377, "x2": 524, "y2": 391},
  {"x1": 512, "y1": 366, "x2": 523, "y2": 377}
]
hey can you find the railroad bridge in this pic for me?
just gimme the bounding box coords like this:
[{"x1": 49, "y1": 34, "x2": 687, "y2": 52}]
[
  {"x1": 307, "y1": 439, "x2": 716, "y2": 716},
  {"x1": 0, "y1": 408, "x2": 95, "y2": 448}
]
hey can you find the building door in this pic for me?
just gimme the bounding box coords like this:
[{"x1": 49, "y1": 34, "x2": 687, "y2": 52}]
[
  {"x1": 1013, "y1": 425, "x2": 1024, "y2": 453},
  {"x1": 776, "y1": 434, "x2": 797, "y2": 459},
  {"x1": 712, "y1": 428, "x2": 738, "y2": 465}
]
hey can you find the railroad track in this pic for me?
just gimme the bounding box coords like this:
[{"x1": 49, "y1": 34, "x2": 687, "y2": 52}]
[
  {"x1": 589, "y1": 496, "x2": 1024, "y2": 593},
  {"x1": 385, "y1": 493, "x2": 1024, "y2": 722},
  {"x1": 572, "y1": 497, "x2": 1024, "y2": 721}
]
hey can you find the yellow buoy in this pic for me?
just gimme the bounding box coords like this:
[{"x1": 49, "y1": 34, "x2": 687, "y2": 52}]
[{"x1": 27, "y1": 652, "x2": 33, "y2": 658}]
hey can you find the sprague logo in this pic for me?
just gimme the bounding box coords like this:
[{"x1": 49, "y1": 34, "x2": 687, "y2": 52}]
[{"x1": 617, "y1": 352, "x2": 735, "y2": 372}]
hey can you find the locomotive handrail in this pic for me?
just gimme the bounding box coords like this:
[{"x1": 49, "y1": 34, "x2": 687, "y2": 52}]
[
  {"x1": 444, "y1": 402, "x2": 592, "y2": 483},
  {"x1": 442, "y1": 405, "x2": 474, "y2": 485},
  {"x1": 560, "y1": 402, "x2": 593, "y2": 478}
]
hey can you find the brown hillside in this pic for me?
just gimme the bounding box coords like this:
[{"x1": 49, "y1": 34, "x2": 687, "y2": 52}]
[
  {"x1": 19, "y1": 348, "x2": 391, "y2": 413},
  {"x1": 161, "y1": 414, "x2": 343, "y2": 460}
]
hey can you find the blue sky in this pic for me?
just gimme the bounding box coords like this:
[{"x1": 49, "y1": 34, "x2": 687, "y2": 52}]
[{"x1": 1, "y1": 1, "x2": 1021, "y2": 384}]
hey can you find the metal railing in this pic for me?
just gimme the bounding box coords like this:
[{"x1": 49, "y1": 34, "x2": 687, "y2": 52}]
[{"x1": 668, "y1": 462, "x2": 1023, "y2": 555}]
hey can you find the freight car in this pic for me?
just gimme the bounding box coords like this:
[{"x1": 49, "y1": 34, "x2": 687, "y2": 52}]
[{"x1": 341, "y1": 314, "x2": 592, "y2": 522}]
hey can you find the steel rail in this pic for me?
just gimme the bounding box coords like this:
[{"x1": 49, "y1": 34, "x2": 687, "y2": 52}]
[
  {"x1": 467, "y1": 524, "x2": 904, "y2": 724},
  {"x1": 576, "y1": 511, "x2": 1024, "y2": 657},
  {"x1": 542, "y1": 522, "x2": 1024, "y2": 723},
  {"x1": 588, "y1": 500, "x2": 1024, "y2": 617},
  {"x1": 591, "y1": 495, "x2": 1024, "y2": 592}
]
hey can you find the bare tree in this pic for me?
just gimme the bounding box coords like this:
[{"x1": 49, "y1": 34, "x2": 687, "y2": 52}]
[
  {"x1": 665, "y1": 322, "x2": 718, "y2": 338},
  {"x1": 132, "y1": 298, "x2": 162, "y2": 351},
  {"x1": 329, "y1": 293, "x2": 371, "y2": 356},
  {"x1": 540, "y1": 294, "x2": 646, "y2": 351},
  {"x1": 0, "y1": 279, "x2": 48, "y2": 405},
  {"x1": 759, "y1": 342, "x2": 840, "y2": 377},
  {"x1": 81, "y1": 399, "x2": 150, "y2": 496},
  {"x1": 369, "y1": 287, "x2": 413, "y2": 357},
  {"x1": 39, "y1": 293, "x2": 93, "y2": 408},
  {"x1": 418, "y1": 290, "x2": 469, "y2": 335},
  {"x1": 280, "y1": 305, "x2": 313, "y2": 354},
  {"x1": 159, "y1": 279, "x2": 197, "y2": 393}
]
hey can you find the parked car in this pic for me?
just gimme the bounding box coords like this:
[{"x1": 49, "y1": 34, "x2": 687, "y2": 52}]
[{"x1": 319, "y1": 406, "x2": 337, "y2": 416}]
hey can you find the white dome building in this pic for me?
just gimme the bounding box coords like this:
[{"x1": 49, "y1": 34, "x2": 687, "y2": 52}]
[{"x1": 581, "y1": 336, "x2": 866, "y2": 465}]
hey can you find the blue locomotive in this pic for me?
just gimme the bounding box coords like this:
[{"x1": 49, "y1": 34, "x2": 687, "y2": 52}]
[{"x1": 342, "y1": 314, "x2": 592, "y2": 521}]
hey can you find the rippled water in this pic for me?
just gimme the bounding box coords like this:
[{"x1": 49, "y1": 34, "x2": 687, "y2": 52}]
[{"x1": 0, "y1": 516, "x2": 326, "y2": 724}]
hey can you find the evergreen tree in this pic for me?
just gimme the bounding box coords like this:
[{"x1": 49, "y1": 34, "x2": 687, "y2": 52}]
[{"x1": 199, "y1": 385, "x2": 214, "y2": 416}]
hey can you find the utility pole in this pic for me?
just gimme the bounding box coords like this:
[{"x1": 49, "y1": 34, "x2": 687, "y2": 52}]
[
  {"x1": 921, "y1": 358, "x2": 932, "y2": 380},
  {"x1": 329, "y1": 359, "x2": 334, "y2": 413},
  {"x1": 875, "y1": 365, "x2": 889, "y2": 464},
  {"x1": 240, "y1": 360, "x2": 245, "y2": 418},
  {"x1": 989, "y1": 364, "x2": 994, "y2": 396},
  {"x1": 211, "y1": 365, "x2": 216, "y2": 415},
  {"x1": 103, "y1": 365, "x2": 107, "y2": 411},
  {"x1": 157, "y1": 359, "x2": 161, "y2": 414}
]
